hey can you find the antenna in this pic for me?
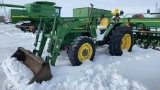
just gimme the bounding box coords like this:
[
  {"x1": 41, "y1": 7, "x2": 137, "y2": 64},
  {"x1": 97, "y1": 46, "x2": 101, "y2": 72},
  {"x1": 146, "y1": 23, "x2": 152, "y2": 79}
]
[{"x1": 0, "y1": 0, "x2": 8, "y2": 22}]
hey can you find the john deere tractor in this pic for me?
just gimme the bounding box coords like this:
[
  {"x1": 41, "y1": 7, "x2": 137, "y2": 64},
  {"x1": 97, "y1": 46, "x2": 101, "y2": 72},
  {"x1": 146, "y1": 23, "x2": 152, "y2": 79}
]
[{"x1": 1, "y1": 1, "x2": 134, "y2": 84}]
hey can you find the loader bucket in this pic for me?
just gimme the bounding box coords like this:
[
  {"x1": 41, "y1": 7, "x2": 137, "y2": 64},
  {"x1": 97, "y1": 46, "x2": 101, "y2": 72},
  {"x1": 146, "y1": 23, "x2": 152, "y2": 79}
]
[{"x1": 11, "y1": 47, "x2": 52, "y2": 84}]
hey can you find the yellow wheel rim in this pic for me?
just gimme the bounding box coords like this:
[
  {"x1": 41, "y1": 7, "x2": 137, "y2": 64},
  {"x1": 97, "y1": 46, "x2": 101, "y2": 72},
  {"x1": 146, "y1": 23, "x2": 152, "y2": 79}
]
[
  {"x1": 121, "y1": 34, "x2": 131, "y2": 50},
  {"x1": 78, "y1": 43, "x2": 93, "y2": 62}
]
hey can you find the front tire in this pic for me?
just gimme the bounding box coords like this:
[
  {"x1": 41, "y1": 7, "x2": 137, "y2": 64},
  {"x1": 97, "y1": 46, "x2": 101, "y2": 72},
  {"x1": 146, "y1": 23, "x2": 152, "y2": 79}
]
[
  {"x1": 108, "y1": 26, "x2": 134, "y2": 56},
  {"x1": 68, "y1": 36, "x2": 95, "y2": 66}
]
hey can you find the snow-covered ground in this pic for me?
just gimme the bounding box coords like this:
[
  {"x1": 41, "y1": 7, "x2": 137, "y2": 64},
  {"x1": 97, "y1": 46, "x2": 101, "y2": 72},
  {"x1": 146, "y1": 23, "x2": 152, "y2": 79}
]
[
  {"x1": 0, "y1": 24, "x2": 160, "y2": 90},
  {"x1": 0, "y1": 24, "x2": 35, "y2": 90}
]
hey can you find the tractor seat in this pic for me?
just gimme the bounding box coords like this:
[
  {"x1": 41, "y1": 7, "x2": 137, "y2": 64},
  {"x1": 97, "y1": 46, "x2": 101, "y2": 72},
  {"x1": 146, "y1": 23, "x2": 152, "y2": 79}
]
[{"x1": 97, "y1": 18, "x2": 109, "y2": 30}]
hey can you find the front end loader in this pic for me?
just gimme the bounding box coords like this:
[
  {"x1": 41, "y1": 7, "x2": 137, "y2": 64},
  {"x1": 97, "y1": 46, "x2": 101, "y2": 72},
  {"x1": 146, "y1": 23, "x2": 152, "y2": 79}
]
[
  {"x1": 11, "y1": 47, "x2": 52, "y2": 84},
  {"x1": 2, "y1": 1, "x2": 134, "y2": 84},
  {"x1": 0, "y1": 1, "x2": 61, "y2": 84}
]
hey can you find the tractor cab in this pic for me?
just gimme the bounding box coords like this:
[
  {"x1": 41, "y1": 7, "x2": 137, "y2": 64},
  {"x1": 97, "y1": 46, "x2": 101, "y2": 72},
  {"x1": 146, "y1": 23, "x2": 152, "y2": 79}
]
[
  {"x1": 55, "y1": 6, "x2": 62, "y2": 17},
  {"x1": 35, "y1": 1, "x2": 62, "y2": 17}
]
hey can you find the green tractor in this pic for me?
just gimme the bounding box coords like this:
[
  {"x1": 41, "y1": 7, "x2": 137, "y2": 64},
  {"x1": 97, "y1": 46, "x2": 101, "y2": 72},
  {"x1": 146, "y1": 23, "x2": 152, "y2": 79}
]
[{"x1": 1, "y1": 1, "x2": 134, "y2": 84}]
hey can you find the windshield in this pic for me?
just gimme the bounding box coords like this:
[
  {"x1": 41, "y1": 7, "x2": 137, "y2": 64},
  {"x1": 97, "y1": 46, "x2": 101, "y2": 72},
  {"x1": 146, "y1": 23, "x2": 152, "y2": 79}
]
[{"x1": 55, "y1": 7, "x2": 61, "y2": 16}]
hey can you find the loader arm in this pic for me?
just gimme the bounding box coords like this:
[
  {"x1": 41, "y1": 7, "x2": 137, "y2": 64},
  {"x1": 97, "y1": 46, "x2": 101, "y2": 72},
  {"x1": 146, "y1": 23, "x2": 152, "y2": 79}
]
[{"x1": 38, "y1": 17, "x2": 97, "y2": 66}]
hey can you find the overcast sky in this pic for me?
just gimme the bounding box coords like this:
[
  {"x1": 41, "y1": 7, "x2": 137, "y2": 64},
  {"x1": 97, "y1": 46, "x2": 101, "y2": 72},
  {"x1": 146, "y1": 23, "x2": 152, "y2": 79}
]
[{"x1": 2, "y1": 0, "x2": 160, "y2": 17}]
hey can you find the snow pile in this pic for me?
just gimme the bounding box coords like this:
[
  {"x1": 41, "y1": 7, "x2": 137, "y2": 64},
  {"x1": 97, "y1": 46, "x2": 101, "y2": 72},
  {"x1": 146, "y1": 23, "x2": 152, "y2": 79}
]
[
  {"x1": 2, "y1": 58, "x2": 34, "y2": 90},
  {"x1": 0, "y1": 24, "x2": 36, "y2": 90},
  {"x1": 2, "y1": 51, "x2": 147, "y2": 90},
  {"x1": 96, "y1": 29, "x2": 107, "y2": 41},
  {"x1": 97, "y1": 26, "x2": 107, "y2": 29}
]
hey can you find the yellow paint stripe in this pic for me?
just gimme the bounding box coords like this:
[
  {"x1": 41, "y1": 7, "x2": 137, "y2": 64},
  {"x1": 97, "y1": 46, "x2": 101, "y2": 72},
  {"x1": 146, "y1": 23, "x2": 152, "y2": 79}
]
[
  {"x1": 73, "y1": 28, "x2": 84, "y2": 30},
  {"x1": 11, "y1": 16, "x2": 53, "y2": 18},
  {"x1": 130, "y1": 21, "x2": 160, "y2": 22},
  {"x1": 12, "y1": 16, "x2": 29, "y2": 18},
  {"x1": 111, "y1": 20, "x2": 160, "y2": 23}
]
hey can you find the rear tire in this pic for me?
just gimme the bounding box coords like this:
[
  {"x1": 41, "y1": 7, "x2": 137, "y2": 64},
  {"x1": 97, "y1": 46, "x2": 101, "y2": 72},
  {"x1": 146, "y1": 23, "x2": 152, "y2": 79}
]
[
  {"x1": 68, "y1": 36, "x2": 95, "y2": 66},
  {"x1": 108, "y1": 26, "x2": 134, "y2": 56}
]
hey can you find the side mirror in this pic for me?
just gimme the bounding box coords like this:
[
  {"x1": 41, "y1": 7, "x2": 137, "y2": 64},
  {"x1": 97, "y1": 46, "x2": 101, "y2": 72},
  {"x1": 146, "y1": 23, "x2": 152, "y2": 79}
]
[
  {"x1": 120, "y1": 10, "x2": 124, "y2": 15},
  {"x1": 147, "y1": 9, "x2": 150, "y2": 13}
]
